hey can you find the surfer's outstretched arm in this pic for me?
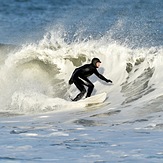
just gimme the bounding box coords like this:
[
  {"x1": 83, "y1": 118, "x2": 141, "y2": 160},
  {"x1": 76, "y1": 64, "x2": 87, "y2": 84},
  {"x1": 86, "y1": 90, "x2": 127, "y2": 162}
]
[{"x1": 94, "y1": 69, "x2": 112, "y2": 83}]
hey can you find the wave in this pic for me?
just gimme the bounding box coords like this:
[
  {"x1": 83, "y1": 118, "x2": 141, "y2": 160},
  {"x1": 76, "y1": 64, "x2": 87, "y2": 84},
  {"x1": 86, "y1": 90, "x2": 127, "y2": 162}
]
[{"x1": 0, "y1": 30, "x2": 163, "y2": 116}]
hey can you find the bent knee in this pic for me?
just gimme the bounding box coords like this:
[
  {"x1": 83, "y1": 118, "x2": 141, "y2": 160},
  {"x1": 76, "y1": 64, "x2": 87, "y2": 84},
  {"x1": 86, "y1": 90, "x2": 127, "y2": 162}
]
[
  {"x1": 81, "y1": 89, "x2": 86, "y2": 94},
  {"x1": 89, "y1": 84, "x2": 94, "y2": 89}
]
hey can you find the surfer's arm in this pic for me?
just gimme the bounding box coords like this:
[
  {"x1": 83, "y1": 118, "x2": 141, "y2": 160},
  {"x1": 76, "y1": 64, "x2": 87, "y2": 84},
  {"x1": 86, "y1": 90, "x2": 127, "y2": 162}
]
[{"x1": 94, "y1": 70, "x2": 112, "y2": 83}]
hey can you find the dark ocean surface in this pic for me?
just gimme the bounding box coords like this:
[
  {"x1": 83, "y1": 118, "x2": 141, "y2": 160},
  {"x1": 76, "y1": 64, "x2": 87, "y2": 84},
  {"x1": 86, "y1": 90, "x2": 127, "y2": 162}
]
[{"x1": 0, "y1": 0, "x2": 163, "y2": 47}]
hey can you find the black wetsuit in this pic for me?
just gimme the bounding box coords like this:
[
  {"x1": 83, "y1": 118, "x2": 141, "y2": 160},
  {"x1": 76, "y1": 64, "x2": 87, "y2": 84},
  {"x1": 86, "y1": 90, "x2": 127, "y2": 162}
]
[{"x1": 69, "y1": 58, "x2": 112, "y2": 101}]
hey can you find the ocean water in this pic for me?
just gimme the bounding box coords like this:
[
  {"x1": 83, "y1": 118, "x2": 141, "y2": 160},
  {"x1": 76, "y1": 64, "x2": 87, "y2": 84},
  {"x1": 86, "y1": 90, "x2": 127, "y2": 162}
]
[{"x1": 1, "y1": 0, "x2": 163, "y2": 162}]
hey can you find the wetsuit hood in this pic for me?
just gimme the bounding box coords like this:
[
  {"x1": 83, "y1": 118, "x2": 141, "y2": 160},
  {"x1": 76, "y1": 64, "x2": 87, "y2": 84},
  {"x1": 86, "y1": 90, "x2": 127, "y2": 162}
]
[{"x1": 91, "y1": 58, "x2": 101, "y2": 67}]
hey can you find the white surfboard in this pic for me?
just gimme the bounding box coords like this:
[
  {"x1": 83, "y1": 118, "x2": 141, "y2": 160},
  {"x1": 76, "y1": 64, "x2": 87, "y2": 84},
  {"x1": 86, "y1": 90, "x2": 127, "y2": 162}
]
[{"x1": 75, "y1": 92, "x2": 107, "y2": 105}]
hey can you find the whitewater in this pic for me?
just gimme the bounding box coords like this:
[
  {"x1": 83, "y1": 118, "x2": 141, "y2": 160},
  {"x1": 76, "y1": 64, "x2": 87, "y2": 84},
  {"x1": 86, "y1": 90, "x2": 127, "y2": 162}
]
[
  {"x1": 1, "y1": 0, "x2": 163, "y2": 162},
  {"x1": 0, "y1": 29, "x2": 163, "y2": 162}
]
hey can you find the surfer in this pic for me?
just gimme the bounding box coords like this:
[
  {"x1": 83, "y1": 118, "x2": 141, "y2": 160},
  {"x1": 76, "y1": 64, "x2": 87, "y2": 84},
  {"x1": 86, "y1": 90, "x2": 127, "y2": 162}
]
[{"x1": 69, "y1": 58, "x2": 112, "y2": 101}]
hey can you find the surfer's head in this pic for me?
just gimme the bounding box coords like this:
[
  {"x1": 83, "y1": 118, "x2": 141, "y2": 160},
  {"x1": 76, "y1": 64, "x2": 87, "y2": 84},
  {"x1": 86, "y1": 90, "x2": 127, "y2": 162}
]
[{"x1": 91, "y1": 58, "x2": 101, "y2": 68}]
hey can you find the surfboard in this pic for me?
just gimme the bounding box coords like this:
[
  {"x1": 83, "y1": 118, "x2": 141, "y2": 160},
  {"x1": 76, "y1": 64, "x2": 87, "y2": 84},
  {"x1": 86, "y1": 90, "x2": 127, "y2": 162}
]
[{"x1": 75, "y1": 92, "x2": 107, "y2": 105}]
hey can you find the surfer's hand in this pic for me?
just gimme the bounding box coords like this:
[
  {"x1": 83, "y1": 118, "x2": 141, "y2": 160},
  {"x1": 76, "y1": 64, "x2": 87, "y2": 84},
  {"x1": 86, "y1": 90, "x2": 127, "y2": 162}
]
[
  {"x1": 69, "y1": 79, "x2": 73, "y2": 85},
  {"x1": 106, "y1": 79, "x2": 112, "y2": 83}
]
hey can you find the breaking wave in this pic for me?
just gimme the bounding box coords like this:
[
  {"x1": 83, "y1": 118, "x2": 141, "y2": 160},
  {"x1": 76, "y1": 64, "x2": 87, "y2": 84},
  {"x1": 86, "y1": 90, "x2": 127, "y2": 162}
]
[{"x1": 0, "y1": 29, "x2": 163, "y2": 116}]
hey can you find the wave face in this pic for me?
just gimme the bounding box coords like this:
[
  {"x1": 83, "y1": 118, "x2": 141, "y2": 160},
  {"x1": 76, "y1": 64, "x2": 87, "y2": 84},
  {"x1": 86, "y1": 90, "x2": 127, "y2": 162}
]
[{"x1": 0, "y1": 29, "x2": 163, "y2": 116}]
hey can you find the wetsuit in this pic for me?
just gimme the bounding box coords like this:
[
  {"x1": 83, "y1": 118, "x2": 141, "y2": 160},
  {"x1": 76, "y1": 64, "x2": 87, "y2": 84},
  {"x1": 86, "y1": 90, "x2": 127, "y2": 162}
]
[{"x1": 69, "y1": 58, "x2": 112, "y2": 101}]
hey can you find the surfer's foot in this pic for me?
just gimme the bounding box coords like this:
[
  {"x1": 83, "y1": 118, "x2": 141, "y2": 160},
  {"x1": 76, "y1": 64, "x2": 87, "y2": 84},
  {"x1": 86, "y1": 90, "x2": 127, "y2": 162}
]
[
  {"x1": 72, "y1": 98, "x2": 78, "y2": 101},
  {"x1": 72, "y1": 92, "x2": 85, "y2": 101}
]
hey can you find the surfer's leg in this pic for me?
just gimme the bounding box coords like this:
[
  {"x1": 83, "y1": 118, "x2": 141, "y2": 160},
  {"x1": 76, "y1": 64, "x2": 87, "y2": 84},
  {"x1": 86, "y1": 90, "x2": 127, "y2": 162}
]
[
  {"x1": 73, "y1": 79, "x2": 86, "y2": 101},
  {"x1": 85, "y1": 82, "x2": 94, "y2": 98},
  {"x1": 79, "y1": 77, "x2": 94, "y2": 98}
]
